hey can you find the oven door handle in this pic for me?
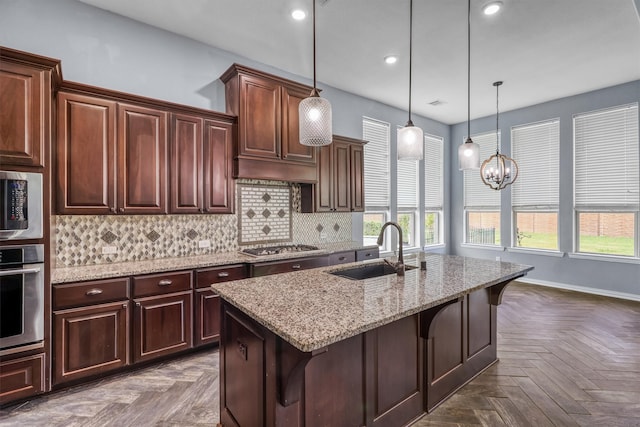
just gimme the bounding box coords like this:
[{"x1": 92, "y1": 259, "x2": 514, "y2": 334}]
[{"x1": 0, "y1": 267, "x2": 42, "y2": 277}]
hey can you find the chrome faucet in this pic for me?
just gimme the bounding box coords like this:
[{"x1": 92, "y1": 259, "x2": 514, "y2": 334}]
[{"x1": 376, "y1": 222, "x2": 405, "y2": 276}]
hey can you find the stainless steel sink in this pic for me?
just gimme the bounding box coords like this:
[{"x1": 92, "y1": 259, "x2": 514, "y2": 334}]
[{"x1": 329, "y1": 262, "x2": 417, "y2": 280}]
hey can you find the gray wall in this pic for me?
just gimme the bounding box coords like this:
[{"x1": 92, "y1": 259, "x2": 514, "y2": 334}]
[{"x1": 450, "y1": 81, "x2": 640, "y2": 298}]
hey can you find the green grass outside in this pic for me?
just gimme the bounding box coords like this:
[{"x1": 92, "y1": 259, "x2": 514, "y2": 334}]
[{"x1": 518, "y1": 232, "x2": 635, "y2": 256}]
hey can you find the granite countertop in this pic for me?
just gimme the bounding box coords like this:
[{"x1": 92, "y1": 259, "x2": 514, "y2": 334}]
[
  {"x1": 211, "y1": 253, "x2": 533, "y2": 352},
  {"x1": 51, "y1": 241, "x2": 377, "y2": 284}
]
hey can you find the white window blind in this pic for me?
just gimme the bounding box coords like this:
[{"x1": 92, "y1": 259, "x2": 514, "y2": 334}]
[
  {"x1": 464, "y1": 131, "x2": 501, "y2": 209},
  {"x1": 574, "y1": 104, "x2": 639, "y2": 210},
  {"x1": 424, "y1": 134, "x2": 443, "y2": 210},
  {"x1": 397, "y1": 134, "x2": 418, "y2": 208},
  {"x1": 363, "y1": 117, "x2": 390, "y2": 209},
  {"x1": 512, "y1": 120, "x2": 560, "y2": 209}
]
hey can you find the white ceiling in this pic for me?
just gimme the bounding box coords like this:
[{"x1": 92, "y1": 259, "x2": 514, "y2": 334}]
[{"x1": 77, "y1": 0, "x2": 640, "y2": 125}]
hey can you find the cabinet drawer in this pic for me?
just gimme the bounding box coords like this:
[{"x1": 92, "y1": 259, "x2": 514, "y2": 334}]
[
  {"x1": 53, "y1": 278, "x2": 130, "y2": 310},
  {"x1": 329, "y1": 251, "x2": 356, "y2": 265},
  {"x1": 196, "y1": 264, "x2": 248, "y2": 289},
  {"x1": 356, "y1": 248, "x2": 379, "y2": 261},
  {"x1": 250, "y1": 256, "x2": 328, "y2": 277},
  {"x1": 133, "y1": 271, "x2": 192, "y2": 298},
  {"x1": 0, "y1": 353, "x2": 45, "y2": 404}
]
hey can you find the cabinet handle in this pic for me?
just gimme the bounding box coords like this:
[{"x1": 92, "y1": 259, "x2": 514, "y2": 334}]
[
  {"x1": 217, "y1": 272, "x2": 230, "y2": 278},
  {"x1": 365, "y1": 253, "x2": 372, "y2": 257},
  {"x1": 291, "y1": 264, "x2": 301, "y2": 270},
  {"x1": 158, "y1": 279, "x2": 173, "y2": 286},
  {"x1": 338, "y1": 256, "x2": 346, "y2": 261},
  {"x1": 85, "y1": 288, "x2": 103, "y2": 296}
]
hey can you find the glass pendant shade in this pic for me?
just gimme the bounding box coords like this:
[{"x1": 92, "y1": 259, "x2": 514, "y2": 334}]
[
  {"x1": 458, "y1": 137, "x2": 480, "y2": 170},
  {"x1": 397, "y1": 124, "x2": 423, "y2": 160},
  {"x1": 299, "y1": 94, "x2": 332, "y2": 146}
]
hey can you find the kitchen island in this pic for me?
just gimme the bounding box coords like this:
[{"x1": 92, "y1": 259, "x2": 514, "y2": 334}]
[{"x1": 212, "y1": 253, "x2": 533, "y2": 427}]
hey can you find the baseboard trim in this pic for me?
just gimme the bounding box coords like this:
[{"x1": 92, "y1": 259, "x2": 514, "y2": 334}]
[{"x1": 514, "y1": 278, "x2": 640, "y2": 302}]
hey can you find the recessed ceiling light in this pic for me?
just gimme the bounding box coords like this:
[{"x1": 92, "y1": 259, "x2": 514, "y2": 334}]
[
  {"x1": 384, "y1": 55, "x2": 398, "y2": 65},
  {"x1": 483, "y1": 1, "x2": 503, "y2": 15},
  {"x1": 291, "y1": 9, "x2": 306, "y2": 20}
]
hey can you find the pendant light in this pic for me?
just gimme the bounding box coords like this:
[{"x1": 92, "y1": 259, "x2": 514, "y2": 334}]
[
  {"x1": 458, "y1": 0, "x2": 480, "y2": 170},
  {"x1": 299, "y1": 0, "x2": 332, "y2": 146},
  {"x1": 480, "y1": 81, "x2": 519, "y2": 190},
  {"x1": 397, "y1": 0, "x2": 423, "y2": 161}
]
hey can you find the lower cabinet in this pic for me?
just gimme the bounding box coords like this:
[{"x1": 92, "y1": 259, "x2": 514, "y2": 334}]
[
  {"x1": 0, "y1": 354, "x2": 45, "y2": 404},
  {"x1": 132, "y1": 271, "x2": 193, "y2": 363},
  {"x1": 53, "y1": 301, "x2": 130, "y2": 384},
  {"x1": 133, "y1": 291, "x2": 193, "y2": 363}
]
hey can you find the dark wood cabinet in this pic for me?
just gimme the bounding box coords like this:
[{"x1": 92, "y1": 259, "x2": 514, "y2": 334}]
[
  {"x1": 0, "y1": 48, "x2": 60, "y2": 168},
  {"x1": 0, "y1": 354, "x2": 45, "y2": 404},
  {"x1": 56, "y1": 88, "x2": 168, "y2": 215},
  {"x1": 52, "y1": 277, "x2": 130, "y2": 385},
  {"x1": 195, "y1": 264, "x2": 248, "y2": 346},
  {"x1": 132, "y1": 271, "x2": 193, "y2": 363},
  {"x1": 56, "y1": 91, "x2": 117, "y2": 214},
  {"x1": 220, "y1": 63, "x2": 317, "y2": 183},
  {"x1": 249, "y1": 255, "x2": 329, "y2": 277},
  {"x1": 301, "y1": 135, "x2": 366, "y2": 213},
  {"x1": 117, "y1": 103, "x2": 168, "y2": 214},
  {"x1": 170, "y1": 113, "x2": 235, "y2": 214}
]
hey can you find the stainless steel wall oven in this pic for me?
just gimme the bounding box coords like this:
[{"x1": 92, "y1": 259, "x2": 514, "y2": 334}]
[{"x1": 0, "y1": 244, "x2": 45, "y2": 351}]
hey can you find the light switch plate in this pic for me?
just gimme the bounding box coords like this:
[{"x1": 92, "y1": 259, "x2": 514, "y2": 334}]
[
  {"x1": 320, "y1": 232, "x2": 327, "y2": 240},
  {"x1": 198, "y1": 240, "x2": 211, "y2": 248},
  {"x1": 102, "y1": 246, "x2": 117, "y2": 255}
]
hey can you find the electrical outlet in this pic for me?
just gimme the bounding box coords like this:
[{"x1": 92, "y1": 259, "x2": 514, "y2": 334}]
[
  {"x1": 198, "y1": 239, "x2": 211, "y2": 248},
  {"x1": 102, "y1": 246, "x2": 117, "y2": 255},
  {"x1": 495, "y1": 256, "x2": 501, "y2": 262},
  {"x1": 319, "y1": 232, "x2": 327, "y2": 240}
]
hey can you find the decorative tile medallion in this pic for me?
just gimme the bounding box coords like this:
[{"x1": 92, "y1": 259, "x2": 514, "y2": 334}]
[{"x1": 237, "y1": 183, "x2": 291, "y2": 245}]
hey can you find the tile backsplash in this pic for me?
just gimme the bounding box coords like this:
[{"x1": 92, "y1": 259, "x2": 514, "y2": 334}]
[{"x1": 53, "y1": 180, "x2": 353, "y2": 267}]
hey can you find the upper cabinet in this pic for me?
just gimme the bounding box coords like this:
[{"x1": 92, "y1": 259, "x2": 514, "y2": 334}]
[
  {"x1": 220, "y1": 64, "x2": 317, "y2": 183},
  {"x1": 301, "y1": 135, "x2": 366, "y2": 213},
  {"x1": 56, "y1": 87, "x2": 168, "y2": 215},
  {"x1": 56, "y1": 82, "x2": 236, "y2": 215},
  {"x1": 170, "y1": 112, "x2": 235, "y2": 214},
  {"x1": 0, "y1": 48, "x2": 61, "y2": 168}
]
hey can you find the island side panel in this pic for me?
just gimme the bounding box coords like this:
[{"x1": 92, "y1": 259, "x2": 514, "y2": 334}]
[{"x1": 422, "y1": 282, "x2": 508, "y2": 412}]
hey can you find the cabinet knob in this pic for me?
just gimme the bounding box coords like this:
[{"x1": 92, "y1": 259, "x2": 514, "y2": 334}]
[
  {"x1": 158, "y1": 279, "x2": 173, "y2": 286},
  {"x1": 136, "y1": 302, "x2": 141, "y2": 307},
  {"x1": 110, "y1": 207, "x2": 116, "y2": 213},
  {"x1": 85, "y1": 288, "x2": 103, "y2": 296},
  {"x1": 119, "y1": 207, "x2": 125, "y2": 213},
  {"x1": 122, "y1": 303, "x2": 128, "y2": 309}
]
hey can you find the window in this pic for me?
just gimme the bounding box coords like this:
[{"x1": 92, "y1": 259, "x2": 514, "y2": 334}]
[
  {"x1": 424, "y1": 134, "x2": 444, "y2": 246},
  {"x1": 464, "y1": 131, "x2": 501, "y2": 245},
  {"x1": 511, "y1": 120, "x2": 560, "y2": 250},
  {"x1": 574, "y1": 103, "x2": 639, "y2": 257},
  {"x1": 397, "y1": 154, "x2": 418, "y2": 248},
  {"x1": 363, "y1": 117, "x2": 390, "y2": 249}
]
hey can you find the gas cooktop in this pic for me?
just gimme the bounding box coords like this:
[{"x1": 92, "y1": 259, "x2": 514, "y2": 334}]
[{"x1": 240, "y1": 244, "x2": 319, "y2": 257}]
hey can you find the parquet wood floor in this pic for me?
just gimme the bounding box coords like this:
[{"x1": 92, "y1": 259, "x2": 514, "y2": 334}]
[{"x1": 1, "y1": 282, "x2": 638, "y2": 426}]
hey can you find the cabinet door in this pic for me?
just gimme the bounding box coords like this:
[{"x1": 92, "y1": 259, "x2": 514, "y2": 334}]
[
  {"x1": 53, "y1": 301, "x2": 129, "y2": 385},
  {"x1": 315, "y1": 144, "x2": 333, "y2": 212},
  {"x1": 0, "y1": 353, "x2": 45, "y2": 404},
  {"x1": 133, "y1": 291, "x2": 192, "y2": 363},
  {"x1": 117, "y1": 103, "x2": 168, "y2": 214},
  {"x1": 238, "y1": 75, "x2": 280, "y2": 159},
  {"x1": 350, "y1": 143, "x2": 365, "y2": 212},
  {"x1": 333, "y1": 141, "x2": 351, "y2": 212},
  {"x1": 56, "y1": 92, "x2": 117, "y2": 214},
  {"x1": 170, "y1": 113, "x2": 203, "y2": 214},
  {"x1": 281, "y1": 85, "x2": 316, "y2": 164},
  {"x1": 0, "y1": 61, "x2": 47, "y2": 167},
  {"x1": 203, "y1": 119, "x2": 234, "y2": 213},
  {"x1": 195, "y1": 288, "x2": 220, "y2": 347}
]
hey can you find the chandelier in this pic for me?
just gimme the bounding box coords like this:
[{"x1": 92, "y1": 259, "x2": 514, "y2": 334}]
[{"x1": 480, "y1": 81, "x2": 518, "y2": 190}]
